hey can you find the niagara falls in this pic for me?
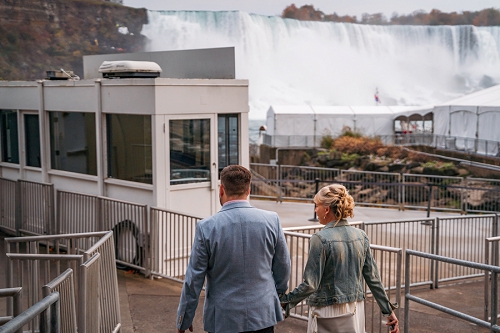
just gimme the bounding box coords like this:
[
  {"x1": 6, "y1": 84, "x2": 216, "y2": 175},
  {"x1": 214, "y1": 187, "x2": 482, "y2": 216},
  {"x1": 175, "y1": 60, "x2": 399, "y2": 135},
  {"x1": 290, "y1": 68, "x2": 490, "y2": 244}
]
[{"x1": 139, "y1": 10, "x2": 500, "y2": 119}]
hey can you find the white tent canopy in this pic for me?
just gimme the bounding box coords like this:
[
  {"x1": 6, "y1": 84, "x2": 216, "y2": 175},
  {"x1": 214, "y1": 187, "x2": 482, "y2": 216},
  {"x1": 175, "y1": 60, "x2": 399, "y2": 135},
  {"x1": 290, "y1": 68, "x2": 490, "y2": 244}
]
[
  {"x1": 433, "y1": 84, "x2": 500, "y2": 144},
  {"x1": 266, "y1": 105, "x2": 433, "y2": 141}
]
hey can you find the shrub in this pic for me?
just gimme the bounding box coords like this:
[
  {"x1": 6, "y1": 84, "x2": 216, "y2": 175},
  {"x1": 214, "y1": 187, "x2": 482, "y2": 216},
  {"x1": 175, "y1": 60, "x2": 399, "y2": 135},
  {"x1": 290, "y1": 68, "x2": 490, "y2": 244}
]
[
  {"x1": 333, "y1": 136, "x2": 383, "y2": 155},
  {"x1": 320, "y1": 134, "x2": 334, "y2": 149}
]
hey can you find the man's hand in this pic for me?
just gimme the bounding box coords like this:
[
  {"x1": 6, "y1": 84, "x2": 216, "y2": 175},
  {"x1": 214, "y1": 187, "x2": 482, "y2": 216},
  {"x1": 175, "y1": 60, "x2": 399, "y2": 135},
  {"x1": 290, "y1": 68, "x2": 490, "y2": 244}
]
[{"x1": 177, "y1": 325, "x2": 193, "y2": 333}]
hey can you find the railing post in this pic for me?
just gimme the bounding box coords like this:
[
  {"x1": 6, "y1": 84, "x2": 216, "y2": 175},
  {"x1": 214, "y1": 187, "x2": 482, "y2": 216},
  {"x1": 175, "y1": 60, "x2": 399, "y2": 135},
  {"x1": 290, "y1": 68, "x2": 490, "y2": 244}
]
[
  {"x1": 15, "y1": 180, "x2": 22, "y2": 236},
  {"x1": 143, "y1": 206, "x2": 151, "y2": 278},
  {"x1": 404, "y1": 250, "x2": 411, "y2": 333},
  {"x1": 434, "y1": 217, "x2": 440, "y2": 289},
  {"x1": 491, "y1": 270, "x2": 498, "y2": 329},
  {"x1": 308, "y1": 178, "x2": 319, "y2": 222},
  {"x1": 426, "y1": 183, "x2": 433, "y2": 218},
  {"x1": 485, "y1": 239, "x2": 490, "y2": 322}
]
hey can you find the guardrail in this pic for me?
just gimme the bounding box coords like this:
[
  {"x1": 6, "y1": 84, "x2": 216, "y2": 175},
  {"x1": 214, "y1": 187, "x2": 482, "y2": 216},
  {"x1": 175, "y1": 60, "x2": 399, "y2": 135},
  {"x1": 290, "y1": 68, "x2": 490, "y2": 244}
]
[
  {"x1": 18, "y1": 180, "x2": 55, "y2": 236},
  {"x1": 42, "y1": 268, "x2": 77, "y2": 333},
  {"x1": 250, "y1": 164, "x2": 500, "y2": 214},
  {"x1": 149, "y1": 207, "x2": 202, "y2": 282},
  {"x1": 0, "y1": 178, "x2": 16, "y2": 235},
  {"x1": 263, "y1": 133, "x2": 500, "y2": 157},
  {"x1": 0, "y1": 292, "x2": 61, "y2": 333},
  {"x1": 404, "y1": 250, "x2": 500, "y2": 333},
  {"x1": 485, "y1": 236, "x2": 500, "y2": 322},
  {"x1": 283, "y1": 228, "x2": 402, "y2": 332},
  {"x1": 0, "y1": 287, "x2": 22, "y2": 331},
  {"x1": 4, "y1": 231, "x2": 120, "y2": 333}
]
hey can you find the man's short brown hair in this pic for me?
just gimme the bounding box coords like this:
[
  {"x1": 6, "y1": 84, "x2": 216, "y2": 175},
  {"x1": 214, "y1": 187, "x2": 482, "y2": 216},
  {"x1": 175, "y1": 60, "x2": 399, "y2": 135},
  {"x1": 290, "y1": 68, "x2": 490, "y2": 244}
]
[{"x1": 220, "y1": 165, "x2": 252, "y2": 197}]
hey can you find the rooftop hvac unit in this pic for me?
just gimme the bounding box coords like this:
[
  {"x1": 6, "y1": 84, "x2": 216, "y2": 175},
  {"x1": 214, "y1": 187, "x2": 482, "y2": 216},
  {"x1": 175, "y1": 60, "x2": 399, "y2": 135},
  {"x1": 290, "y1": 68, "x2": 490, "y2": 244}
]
[
  {"x1": 98, "y1": 60, "x2": 162, "y2": 78},
  {"x1": 46, "y1": 69, "x2": 79, "y2": 80}
]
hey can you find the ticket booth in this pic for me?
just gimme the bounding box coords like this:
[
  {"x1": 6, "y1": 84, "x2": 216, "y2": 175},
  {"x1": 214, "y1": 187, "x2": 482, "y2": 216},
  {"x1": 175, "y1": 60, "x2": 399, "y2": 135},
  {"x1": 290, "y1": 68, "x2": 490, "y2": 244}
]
[{"x1": 0, "y1": 48, "x2": 249, "y2": 218}]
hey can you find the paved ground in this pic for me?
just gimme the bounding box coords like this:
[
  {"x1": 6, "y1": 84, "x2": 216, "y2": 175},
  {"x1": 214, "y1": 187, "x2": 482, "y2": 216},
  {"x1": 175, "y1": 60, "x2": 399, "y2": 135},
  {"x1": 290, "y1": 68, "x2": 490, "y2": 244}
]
[{"x1": 0, "y1": 201, "x2": 495, "y2": 332}]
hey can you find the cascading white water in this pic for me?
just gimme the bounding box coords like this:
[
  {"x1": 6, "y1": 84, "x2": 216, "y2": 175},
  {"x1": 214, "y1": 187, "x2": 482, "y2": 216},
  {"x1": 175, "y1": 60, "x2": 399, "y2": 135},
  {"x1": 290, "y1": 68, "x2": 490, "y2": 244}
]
[{"x1": 141, "y1": 10, "x2": 500, "y2": 119}]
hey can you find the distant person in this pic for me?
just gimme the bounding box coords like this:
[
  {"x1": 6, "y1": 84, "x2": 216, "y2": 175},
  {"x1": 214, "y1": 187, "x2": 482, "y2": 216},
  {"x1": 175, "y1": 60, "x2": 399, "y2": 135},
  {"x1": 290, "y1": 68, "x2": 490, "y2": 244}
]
[
  {"x1": 280, "y1": 184, "x2": 399, "y2": 333},
  {"x1": 176, "y1": 165, "x2": 291, "y2": 333}
]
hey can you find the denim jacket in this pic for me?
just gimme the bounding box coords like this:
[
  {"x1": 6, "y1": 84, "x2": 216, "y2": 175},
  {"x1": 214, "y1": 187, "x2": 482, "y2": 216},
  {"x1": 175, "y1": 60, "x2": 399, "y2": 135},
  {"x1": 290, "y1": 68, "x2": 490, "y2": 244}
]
[{"x1": 280, "y1": 219, "x2": 397, "y2": 316}]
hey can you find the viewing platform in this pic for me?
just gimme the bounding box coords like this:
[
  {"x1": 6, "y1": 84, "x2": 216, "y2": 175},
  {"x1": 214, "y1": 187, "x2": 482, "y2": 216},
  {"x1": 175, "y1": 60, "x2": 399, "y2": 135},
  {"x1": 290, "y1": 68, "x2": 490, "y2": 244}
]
[{"x1": 0, "y1": 200, "x2": 494, "y2": 332}]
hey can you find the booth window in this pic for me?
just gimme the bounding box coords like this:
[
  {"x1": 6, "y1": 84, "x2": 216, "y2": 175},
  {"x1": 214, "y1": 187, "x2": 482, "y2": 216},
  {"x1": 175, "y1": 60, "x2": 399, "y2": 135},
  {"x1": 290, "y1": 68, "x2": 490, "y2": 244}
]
[
  {"x1": 24, "y1": 114, "x2": 41, "y2": 168},
  {"x1": 170, "y1": 119, "x2": 210, "y2": 185},
  {"x1": 49, "y1": 112, "x2": 97, "y2": 175},
  {"x1": 0, "y1": 109, "x2": 19, "y2": 164},
  {"x1": 218, "y1": 114, "x2": 239, "y2": 172},
  {"x1": 107, "y1": 114, "x2": 152, "y2": 184}
]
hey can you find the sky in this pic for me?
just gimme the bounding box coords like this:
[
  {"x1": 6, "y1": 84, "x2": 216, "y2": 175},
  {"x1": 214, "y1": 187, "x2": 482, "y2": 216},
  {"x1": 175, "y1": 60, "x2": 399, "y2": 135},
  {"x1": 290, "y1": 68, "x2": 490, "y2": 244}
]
[{"x1": 122, "y1": 0, "x2": 500, "y2": 19}]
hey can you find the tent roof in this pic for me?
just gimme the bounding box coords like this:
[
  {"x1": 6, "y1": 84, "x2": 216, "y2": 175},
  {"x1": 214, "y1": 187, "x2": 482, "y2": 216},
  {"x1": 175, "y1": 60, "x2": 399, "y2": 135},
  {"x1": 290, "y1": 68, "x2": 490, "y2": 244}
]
[
  {"x1": 439, "y1": 84, "x2": 500, "y2": 106},
  {"x1": 268, "y1": 105, "x2": 433, "y2": 118}
]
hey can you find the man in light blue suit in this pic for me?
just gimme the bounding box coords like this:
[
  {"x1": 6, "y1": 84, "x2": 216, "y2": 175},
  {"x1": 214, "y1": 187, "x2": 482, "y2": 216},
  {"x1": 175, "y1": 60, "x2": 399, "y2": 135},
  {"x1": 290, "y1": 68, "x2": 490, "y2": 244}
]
[{"x1": 176, "y1": 165, "x2": 291, "y2": 333}]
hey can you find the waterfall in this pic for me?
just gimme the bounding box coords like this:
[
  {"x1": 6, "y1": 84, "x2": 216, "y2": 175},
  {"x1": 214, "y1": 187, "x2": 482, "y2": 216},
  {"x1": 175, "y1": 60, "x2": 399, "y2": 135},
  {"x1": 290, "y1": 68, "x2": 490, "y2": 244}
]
[{"x1": 141, "y1": 10, "x2": 500, "y2": 119}]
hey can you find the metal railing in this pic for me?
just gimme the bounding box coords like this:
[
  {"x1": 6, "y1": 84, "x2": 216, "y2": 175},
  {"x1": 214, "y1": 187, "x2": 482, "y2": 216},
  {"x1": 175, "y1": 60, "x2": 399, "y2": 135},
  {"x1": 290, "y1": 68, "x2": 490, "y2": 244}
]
[
  {"x1": 435, "y1": 215, "x2": 498, "y2": 287},
  {"x1": 149, "y1": 207, "x2": 202, "y2": 282},
  {"x1": 18, "y1": 180, "x2": 55, "y2": 236},
  {"x1": 364, "y1": 218, "x2": 435, "y2": 288},
  {"x1": 79, "y1": 253, "x2": 101, "y2": 333},
  {"x1": 42, "y1": 269, "x2": 77, "y2": 333},
  {"x1": 83, "y1": 232, "x2": 121, "y2": 333},
  {"x1": 340, "y1": 170, "x2": 402, "y2": 209},
  {"x1": 485, "y1": 236, "x2": 500, "y2": 322},
  {"x1": 263, "y1": 133, "x2": 500, "y2": 157},
  {"x1": 0, "y1": 292, "x2": 61, "y2": 333},
  {"x1": 0, "y1": 178, "x2": 16, "y2": 235},
  {"x1": 4, "y1": 231, "x2": 120, "y2": 333},
  {"x1": 250, "y1": 164, "x2": 500, "y2": 214},
  {"x1": 404, "y1": 250, "x2": 500, "y2": 333},
  {"x1": 0, "y1": 287, "x2": 22, "y2": 331},
  {"x1": 283, "y1": 229, "x2": 402, "y2": 331},
  {"x1": 5, "y1": 253, "x2": 83, "y2": 333},
  {"x1": 57, "y1": 191, "x2": 149, "y2": 274}
]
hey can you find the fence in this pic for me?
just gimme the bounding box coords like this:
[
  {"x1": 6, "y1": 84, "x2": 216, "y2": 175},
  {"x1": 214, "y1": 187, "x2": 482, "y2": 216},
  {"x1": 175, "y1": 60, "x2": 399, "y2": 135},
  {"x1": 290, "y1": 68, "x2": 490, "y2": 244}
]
[
  {"x1": 250, "y1": 164, "x2": 500, "y2": 214},
  {"x1": 4, "y1": 231, "x2": 120, "y2": 333},
  {"x1": 263, "y1": 133, "x2": 500, "y2": 157},
  {"x1": 42, "y1": 268, "x2": 77, "y2": 333},
  {"x1": 485, "y1": 236, "x2": 500, "y2": 322},
  {"x1": 57, "y1": 191, "x2": 149, "y2": 275},
  {"x1": 0, "y1": 287, "x2": 22, "y2": 329},
  {"x1": 0, "y1": 178, "x2": 16, "y2": 235},
  {"x1": 0, "y1": 292, "x2": 61, "y2": 333},
  {"x1": 404, "y1": 250, "x2": 500, "y2": 333},
  {"x1": 283, "y1": 229, "x2": 402, "y2": 331},
  {"x1": 149, "y1": 207, "x2": 202, "y2": 281}
]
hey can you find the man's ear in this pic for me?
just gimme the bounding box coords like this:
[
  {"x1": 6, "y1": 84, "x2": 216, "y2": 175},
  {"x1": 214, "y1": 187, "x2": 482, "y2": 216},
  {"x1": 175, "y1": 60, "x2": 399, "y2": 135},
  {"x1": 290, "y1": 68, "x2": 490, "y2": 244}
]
[
  {"x1": 246, "y1": 187, "x2": 251, "y2": 197},
  {"x1": 219, "y1": 184, "x2": 225, "y2": 197}
]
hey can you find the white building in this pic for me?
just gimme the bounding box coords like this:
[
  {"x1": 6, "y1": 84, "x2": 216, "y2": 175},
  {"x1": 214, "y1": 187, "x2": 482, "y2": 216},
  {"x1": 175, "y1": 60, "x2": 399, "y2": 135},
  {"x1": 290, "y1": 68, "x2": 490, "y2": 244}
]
[{"x1": 0, "y1": 48, "x2": 249, "y2": 218}]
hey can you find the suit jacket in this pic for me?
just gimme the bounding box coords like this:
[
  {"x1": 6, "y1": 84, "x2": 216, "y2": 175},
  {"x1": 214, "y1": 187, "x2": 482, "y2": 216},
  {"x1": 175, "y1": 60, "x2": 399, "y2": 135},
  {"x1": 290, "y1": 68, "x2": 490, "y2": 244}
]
[{"x1": 176, "y1": 200, "x2": 291, "y2": 333}]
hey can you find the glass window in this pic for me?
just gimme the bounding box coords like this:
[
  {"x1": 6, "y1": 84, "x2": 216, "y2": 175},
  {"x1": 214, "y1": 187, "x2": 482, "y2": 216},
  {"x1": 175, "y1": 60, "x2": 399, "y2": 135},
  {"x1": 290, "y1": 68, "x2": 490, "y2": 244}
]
[
  {"x1": 107, "y1": 114, "x2": 152, "y2": 184},
  {"x1": 24, "y1": 114, "x2": 41, "y2": 168},
  {"x1": 170, "y1": 119, "x2": 210, "y2": 185},
  {"x1": 49, "y1": 112, "x2": 97, "y2": 175},
  {"x1": 218, "y1": 114, "x2": 239, "y2": 172},
  {"x1": 0, "y1": 109, "x2": 19, "y2": 164}
]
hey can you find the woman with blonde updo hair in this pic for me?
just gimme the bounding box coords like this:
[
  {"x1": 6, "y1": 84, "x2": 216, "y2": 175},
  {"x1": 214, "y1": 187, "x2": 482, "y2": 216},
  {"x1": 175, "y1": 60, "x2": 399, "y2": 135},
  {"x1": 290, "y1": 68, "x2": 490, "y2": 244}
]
[{"x1": 280, "y1": 184, "x2": 399, "y2": 333}]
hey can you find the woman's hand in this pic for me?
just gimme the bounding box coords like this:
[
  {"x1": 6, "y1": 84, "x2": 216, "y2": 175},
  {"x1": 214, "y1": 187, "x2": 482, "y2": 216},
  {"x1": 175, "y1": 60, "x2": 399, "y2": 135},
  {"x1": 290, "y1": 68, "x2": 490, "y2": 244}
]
[{"x1": 386, "y1": 312, "x2": 399, "y2": 333}]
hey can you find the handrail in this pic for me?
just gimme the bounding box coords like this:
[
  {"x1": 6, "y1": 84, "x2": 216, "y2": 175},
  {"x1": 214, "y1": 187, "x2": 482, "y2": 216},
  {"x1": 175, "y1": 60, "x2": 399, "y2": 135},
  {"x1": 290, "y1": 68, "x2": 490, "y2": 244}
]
[
  {"x1": 405, "y1": 249, "x2": 500, "y2": 333},
  {"x1": 0, "y1": 292, "x2": 61, "y2": 333}
]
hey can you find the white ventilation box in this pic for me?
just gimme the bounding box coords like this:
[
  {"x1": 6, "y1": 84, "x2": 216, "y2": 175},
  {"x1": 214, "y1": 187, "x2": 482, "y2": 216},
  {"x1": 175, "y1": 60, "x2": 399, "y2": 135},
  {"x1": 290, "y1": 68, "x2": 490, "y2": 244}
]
[{"x1": 98, "y1": 61, "x2": 162, "y2": 78}]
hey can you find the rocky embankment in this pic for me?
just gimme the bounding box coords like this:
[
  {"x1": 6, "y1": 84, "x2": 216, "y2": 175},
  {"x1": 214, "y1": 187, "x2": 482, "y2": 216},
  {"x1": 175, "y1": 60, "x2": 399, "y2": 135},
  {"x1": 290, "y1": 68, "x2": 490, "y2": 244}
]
[{"x1": 0, "y1": 0, "x2": 147, "y2": 80}]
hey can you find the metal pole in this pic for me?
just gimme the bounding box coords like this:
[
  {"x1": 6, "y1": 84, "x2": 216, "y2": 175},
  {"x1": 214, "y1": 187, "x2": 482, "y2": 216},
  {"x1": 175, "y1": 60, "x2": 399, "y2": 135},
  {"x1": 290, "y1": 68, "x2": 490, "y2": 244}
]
[
  {"x1": 404, "y1": 251, "x2": 411, "y2": 333},
  {"x1": 427, "y1": 184, "x2": 433, "y2": 218},
  {"x1": 308, "y1": 178, "x2": 319, "y2": 222}
]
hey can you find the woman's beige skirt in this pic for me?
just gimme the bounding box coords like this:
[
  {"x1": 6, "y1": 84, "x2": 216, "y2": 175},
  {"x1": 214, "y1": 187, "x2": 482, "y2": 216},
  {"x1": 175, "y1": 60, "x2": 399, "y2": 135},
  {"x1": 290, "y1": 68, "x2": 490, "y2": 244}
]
[{"x1": 307, "y1": 301, "x2": 365, "y2": 333}]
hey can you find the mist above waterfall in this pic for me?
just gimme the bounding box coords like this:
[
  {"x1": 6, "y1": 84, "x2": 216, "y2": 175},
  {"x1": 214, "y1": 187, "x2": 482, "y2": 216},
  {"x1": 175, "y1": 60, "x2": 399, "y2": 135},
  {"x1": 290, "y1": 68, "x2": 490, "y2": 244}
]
[{"x1": 141, "y1": 11, "x2": 500, "y2": 119}]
